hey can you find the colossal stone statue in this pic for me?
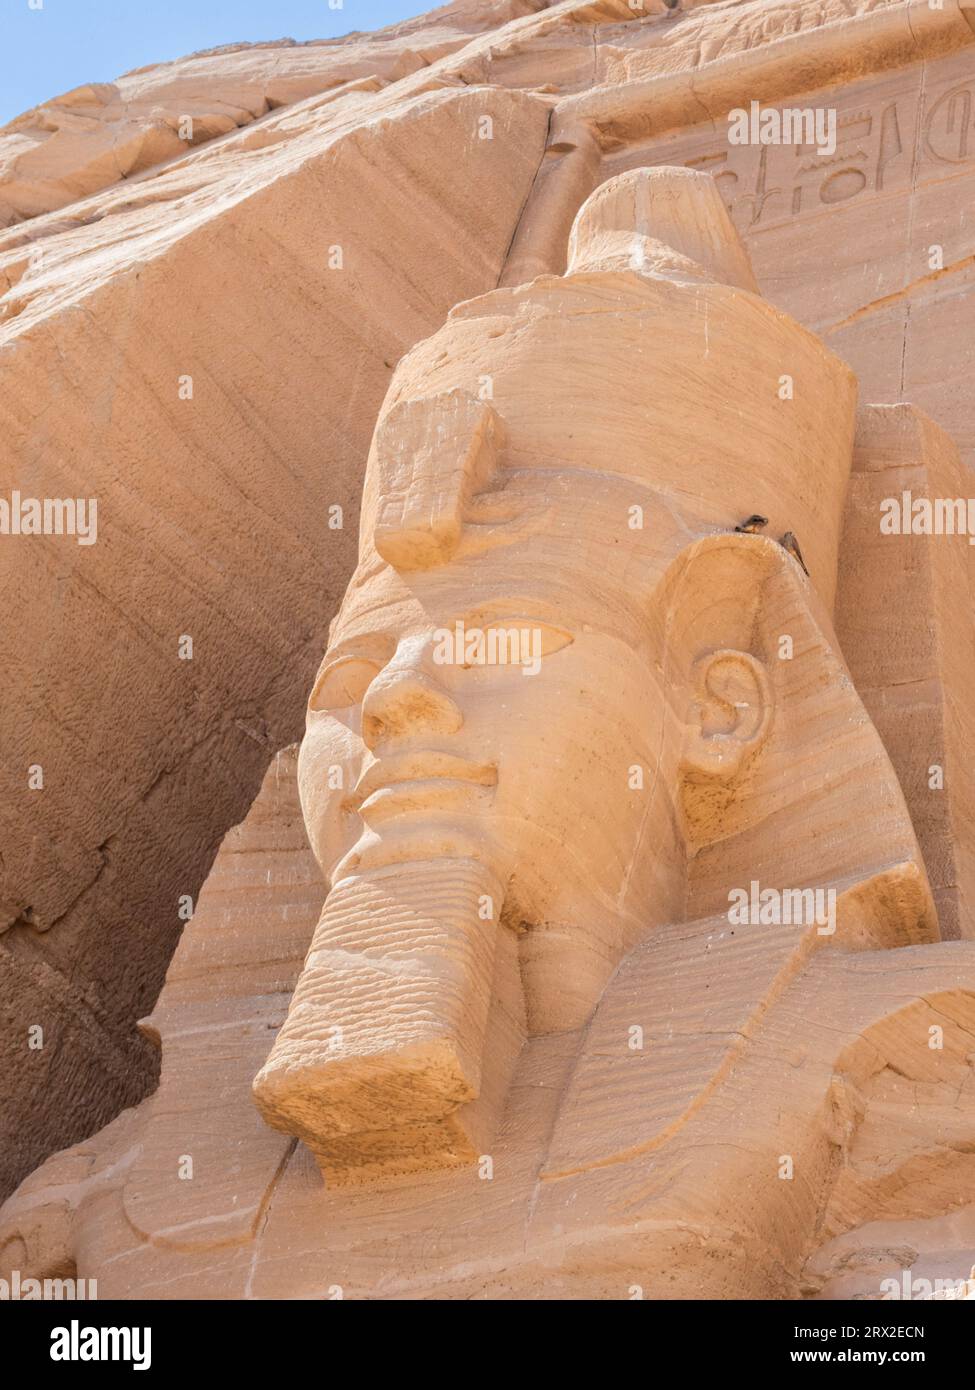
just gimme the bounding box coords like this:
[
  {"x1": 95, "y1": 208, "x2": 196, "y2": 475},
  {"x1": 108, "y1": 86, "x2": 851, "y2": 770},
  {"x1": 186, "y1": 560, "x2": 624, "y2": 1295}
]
[
  {"x1": 3, "y1": 166, "x2": 975, "y2": 1301},
  {"x1": 252, "y1": 166, "x2": 944, "y2": 1193}
]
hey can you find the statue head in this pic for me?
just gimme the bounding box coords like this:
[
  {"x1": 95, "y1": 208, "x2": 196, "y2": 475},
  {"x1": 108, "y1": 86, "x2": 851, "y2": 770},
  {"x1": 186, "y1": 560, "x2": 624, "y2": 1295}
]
[{"x1": 253, "y1": 168, "x2": 935, "y2": 1178}]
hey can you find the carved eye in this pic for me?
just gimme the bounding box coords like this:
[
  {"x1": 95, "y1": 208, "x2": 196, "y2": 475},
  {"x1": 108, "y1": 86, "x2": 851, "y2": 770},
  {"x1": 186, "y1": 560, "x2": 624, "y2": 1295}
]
[
  {"x1": 489, "y1": 620, "x2": 573, "y2": 660},
  {"x1": 460, "y1": 619, "x2": 574, "y2": 668},
  {"x1": 308, "y1": 656, "x2": 382, "y2": 711}
]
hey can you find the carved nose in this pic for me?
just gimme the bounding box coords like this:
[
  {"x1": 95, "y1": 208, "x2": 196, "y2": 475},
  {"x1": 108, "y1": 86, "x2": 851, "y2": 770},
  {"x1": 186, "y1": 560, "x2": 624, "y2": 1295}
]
[{"x1": 361, "y1": 651, "x2": 463, "y2": 747}]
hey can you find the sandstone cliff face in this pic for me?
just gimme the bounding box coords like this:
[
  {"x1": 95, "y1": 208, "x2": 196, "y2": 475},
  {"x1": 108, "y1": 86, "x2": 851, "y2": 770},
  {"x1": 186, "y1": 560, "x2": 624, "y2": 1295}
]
[
  {"x1": 0, "y1": 2, "x2": 542, "y2": 226},
  {"x1": 0, "y1": 2, "x2": 554, "y2": 1200},
  {"x1": 3, "y1": 0, "x2": 975, "y2": 1287}
]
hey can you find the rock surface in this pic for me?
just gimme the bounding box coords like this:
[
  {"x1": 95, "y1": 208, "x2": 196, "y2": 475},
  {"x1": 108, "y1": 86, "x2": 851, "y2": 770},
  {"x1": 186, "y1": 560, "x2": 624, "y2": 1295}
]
[
  {"x1": 0, "y1": 15, "x2": 551, "y2": 1200},
  {"x1": 0, "y1": 1, "x2": 542, "y2": 226},
  {"x1": 3, "y1": 0, "x2": 975, "y2": 1300}
]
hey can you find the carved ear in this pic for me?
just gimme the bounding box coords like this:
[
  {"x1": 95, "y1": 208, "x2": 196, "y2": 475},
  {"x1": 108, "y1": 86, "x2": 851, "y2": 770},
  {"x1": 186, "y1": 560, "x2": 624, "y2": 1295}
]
[{"x1": 681, "y1": 649, "x2": 772, "y2": 780}]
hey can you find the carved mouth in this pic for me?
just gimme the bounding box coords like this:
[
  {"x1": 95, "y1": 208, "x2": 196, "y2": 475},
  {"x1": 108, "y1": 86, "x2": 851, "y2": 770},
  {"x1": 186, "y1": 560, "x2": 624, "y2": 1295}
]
[{"x1": 353, "y1": 753, "x2": 498, "y2": 809}]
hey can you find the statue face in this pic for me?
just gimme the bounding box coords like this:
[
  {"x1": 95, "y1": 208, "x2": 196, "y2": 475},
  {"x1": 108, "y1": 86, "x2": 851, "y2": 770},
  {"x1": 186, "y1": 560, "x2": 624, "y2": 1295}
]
[
  {"x1": 305, "y1": 533, "x2": 667, "y2": 878},
  {"x1": 298, "y1": 475, "x2": 722, "y2": 1028}
]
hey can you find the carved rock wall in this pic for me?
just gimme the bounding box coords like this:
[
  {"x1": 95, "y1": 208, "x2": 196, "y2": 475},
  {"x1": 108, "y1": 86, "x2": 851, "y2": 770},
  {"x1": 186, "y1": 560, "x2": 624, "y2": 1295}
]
[
  {"x1": 0, "y1": 73, "x2": 550, "y2": 1199},
  {"x1": 3, "y1": 0, "x2": 975, "y2": 1221}
]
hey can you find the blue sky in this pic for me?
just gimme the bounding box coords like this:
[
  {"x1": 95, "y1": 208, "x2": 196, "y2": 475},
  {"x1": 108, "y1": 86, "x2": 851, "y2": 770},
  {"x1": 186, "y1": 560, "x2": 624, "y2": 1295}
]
[{"x1": 0, "y1": 0, "x2": 432, "y2": 124}]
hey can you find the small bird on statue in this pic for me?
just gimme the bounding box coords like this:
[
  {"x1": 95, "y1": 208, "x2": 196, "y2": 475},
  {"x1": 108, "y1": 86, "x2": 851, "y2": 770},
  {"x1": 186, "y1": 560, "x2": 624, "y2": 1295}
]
[
  {"x1": 734, "y1": 514, "x2": 768, "y2": 534},
  {"x1": 779, "y1": 530, "x2": 809, "y2": 576}
]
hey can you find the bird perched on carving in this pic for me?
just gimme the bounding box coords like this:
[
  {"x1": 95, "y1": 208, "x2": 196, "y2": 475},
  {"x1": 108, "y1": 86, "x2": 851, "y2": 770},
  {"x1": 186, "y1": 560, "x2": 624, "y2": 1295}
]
[
  {"x1": 779, "y1": 530, "x2": 809, "y2": 575},
  {"x1": 734, "y1": 514, "x2": 768, "y2": 534}
]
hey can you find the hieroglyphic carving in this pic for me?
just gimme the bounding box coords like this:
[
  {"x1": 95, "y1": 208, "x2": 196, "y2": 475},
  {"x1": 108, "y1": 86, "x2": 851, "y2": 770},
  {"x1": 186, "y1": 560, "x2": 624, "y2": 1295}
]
[
  {"x1": 682, "y1": 102, "x2": 910, "y2": 231},
  {"x1": 639, "y1": 69, "x2": 975, "y2": 237},
  {"x1": 924, "y1": 80, "x2": 975, "y2": 164}
]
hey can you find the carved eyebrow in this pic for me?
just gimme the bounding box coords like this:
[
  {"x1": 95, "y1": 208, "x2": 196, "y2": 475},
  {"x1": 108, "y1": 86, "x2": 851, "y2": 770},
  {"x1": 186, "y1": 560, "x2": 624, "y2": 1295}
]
[{"x1": 458, "y1": 600, "x2": 566, "y2": 626}]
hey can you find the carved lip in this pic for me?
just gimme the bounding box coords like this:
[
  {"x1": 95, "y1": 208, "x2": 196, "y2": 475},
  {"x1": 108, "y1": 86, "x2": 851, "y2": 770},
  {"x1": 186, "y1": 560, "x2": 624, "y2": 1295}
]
[{"x1": 353, "y1": 752, "x2": 498, "y2": 807}]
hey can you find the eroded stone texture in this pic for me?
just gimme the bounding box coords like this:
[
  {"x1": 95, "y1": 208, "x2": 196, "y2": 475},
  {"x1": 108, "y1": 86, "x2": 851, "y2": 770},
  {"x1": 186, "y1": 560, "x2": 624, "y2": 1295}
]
[
  {"x1": 4, "y1": 0, "x2": 975, "y2": 1298},
  {"x1": 837, "y1": 405, "x2": 975, "y2": 942},
  {"x1": 5, "y1": 156, "x2": 975, "y2": 1299},
  {"x1": 0, "y1": 1, "x2": 545, "y2": 226},
  {"x1": 0, "y1": 74, "x2": 550, "y2": 1200}
]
